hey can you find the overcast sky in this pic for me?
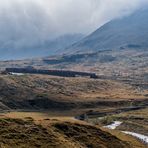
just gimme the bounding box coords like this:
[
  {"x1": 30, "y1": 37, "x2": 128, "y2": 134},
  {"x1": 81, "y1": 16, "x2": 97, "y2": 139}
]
[{"x1": 0, "y1": 0, "x2": 148, "y2": 49}]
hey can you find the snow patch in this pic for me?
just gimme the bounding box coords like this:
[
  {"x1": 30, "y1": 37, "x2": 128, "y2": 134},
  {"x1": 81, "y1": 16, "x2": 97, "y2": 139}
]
[
  {"x1": 122, "y1": 131, "x2": 148, "y2": 144},
  {"x1": 104, "y1": 120, "x2": 148, "y2": 144},
  {"x1": 10, "y1": 72, "x2": 24, "y2": 76},
  {"x1": 104, "y1": 121, "x2": 122, "y2": 129}
]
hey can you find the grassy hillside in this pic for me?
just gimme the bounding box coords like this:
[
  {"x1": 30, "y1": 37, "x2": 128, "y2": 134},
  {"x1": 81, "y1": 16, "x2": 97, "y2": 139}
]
[
  {"x1": 0, "y1": 73, "x2": 147, "y2": 148},
  {"x1": 0, "y1": 114, "x2": 146, "y2": 148},
  {"x1": 0, "y1": 74, "x2": 147, "y2": 111}
]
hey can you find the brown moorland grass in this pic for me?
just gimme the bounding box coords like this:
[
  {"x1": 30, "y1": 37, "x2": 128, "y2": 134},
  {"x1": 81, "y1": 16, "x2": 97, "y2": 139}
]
[
  {"x1": 0, "y1": 111, "x2": 147, "y2": 148},
  {"x1": 0, "y1": 74, "x2": 147, "y2": 111},
  {"x1": 0, "y1": 74, "x2": 146, "y2": 101},
  {"x1": 0, "y1": 116, "x2": 139, "y2": 148}
]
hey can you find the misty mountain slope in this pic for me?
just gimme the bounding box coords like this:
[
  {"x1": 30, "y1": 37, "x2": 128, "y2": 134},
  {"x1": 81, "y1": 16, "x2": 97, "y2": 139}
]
[
  {"x1": 0, "y1": 34, "x2": 84, "y2": 60},
  {"x1": 45, "y1": 34, "x2": 84, "y2": 54},
  {"x1": 66, "y1": 9, "x2": 148, "y2": 53}
]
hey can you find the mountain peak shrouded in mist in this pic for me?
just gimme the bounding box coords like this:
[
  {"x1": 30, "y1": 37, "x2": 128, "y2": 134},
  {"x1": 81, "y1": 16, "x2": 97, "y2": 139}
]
[
  {"x1": 0, "y1": 0, "x2": 148, "y2": 60},
  {"x1": 66, "y1": 8, "x2": 148, "y2": 54}
]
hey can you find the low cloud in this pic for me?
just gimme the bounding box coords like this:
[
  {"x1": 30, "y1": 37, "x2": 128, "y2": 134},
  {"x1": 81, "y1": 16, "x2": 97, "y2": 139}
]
[{"x1": 0, "y1": 0, "x2": 147, "y2": 50}]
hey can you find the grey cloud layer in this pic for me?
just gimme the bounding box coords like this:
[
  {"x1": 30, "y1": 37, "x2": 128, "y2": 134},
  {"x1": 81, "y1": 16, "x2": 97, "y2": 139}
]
[{"x1": 0, "y1": 0, "x2": 148, "y2": 49}]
